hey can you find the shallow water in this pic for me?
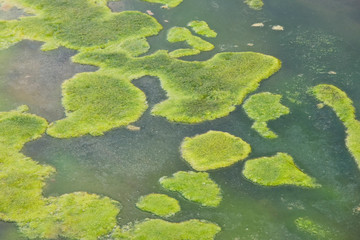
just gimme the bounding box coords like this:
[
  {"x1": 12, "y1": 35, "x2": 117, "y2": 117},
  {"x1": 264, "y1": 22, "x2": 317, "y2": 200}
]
[{"x1": 1, "y1": 0, "x2": 360, "y2": 239}]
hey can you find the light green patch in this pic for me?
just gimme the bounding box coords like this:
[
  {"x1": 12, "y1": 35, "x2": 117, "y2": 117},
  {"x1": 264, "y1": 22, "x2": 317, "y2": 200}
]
[
  {"x1": 187, "y1": 20, "x2": 217, "y2": 38},
  {"x1": 311, "y1": 84, "x2": 360, "y2": 169},
  {"x1": 181, "y1": 131, "x2": 251, "y2": 171},
  {"x1": 111, "y1": 219, "x2": 221, "y2": 240},
  {"x1": 243, "y1": 92, "x2": 290, "y2": 139},
  {"x1": 167, "y1": 27, "x2": 214, "y2": 51},
  {"x1": 245, "y1": 0, "x2": 264, "y2": 10},
  {"x1": 242, "y1": 153, "x2": 320, "y2": 188},
  {"x1": 169, "y1": 48, "x2": 200, "y2": 58},
  {"x1": 136, "y1": 193, "x2": 180, "y2": 217},
  {"x1": 295, "y1": 217, "x2": 332, "y2": 239},
  {"x1": 142, "y1": 0, "x2": 183, "y2": 8},
  {"x1": 119, "y1": 38, "x2": 150, "y2": 57},
  {"x1": 160, "y1": 171, "x2": 222, "y2": 207}
]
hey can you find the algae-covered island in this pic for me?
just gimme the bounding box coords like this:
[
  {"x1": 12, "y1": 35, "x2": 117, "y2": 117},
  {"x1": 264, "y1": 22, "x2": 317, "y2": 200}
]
[{"x1": 0, "y1": 0, "x2": 359, "y2": 239}]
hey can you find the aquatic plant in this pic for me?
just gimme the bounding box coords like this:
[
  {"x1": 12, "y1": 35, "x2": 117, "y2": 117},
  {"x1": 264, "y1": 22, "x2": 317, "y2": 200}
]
[
  {"x1": 243, "y1": 92, "x2": 290, "y2": 138},
  {"x1": 167, "y1": 27, "x2": 214, "y2": 51},
  {"x1": 160, "y1": 171, "x2": 222, "y2": 207},
  {"x1": 244, "y1": 0, "x2": 264, "y2": 10},
  {"x1": 181, "y1": 131, "x2": 251, "y2": 171},
  {"x1": 169, "y1": 48, "x2": 201, "y2": 58},
  {"x1": 142, "y1": 0, "x2": 184, "y2": 8},
  {"x1": 242, "y1": 153, "x2": 320, "y2": 187},
  {"x1": 136, "y1": 194, "x2": 180, "y2": 217},
  {"x1": 311, "y1": 84, "x2": 360, "y2": 169},
  {"x1": 187, "y1": 20, "x2": 217, "y2": 38},
  {"x1": 111, "y1": 219, "x2": 221, "y2": 239},
  {"x1": 295, "y1": 217, "x2": 332, "y2": 239}
]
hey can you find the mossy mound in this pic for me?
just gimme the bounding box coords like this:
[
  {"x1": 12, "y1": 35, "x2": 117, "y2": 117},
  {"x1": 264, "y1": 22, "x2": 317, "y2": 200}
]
[
  {"x1": 245, "y1": 0, "x2": 264, "y2": 10},
  {"x1": 312, "y1": 84, "x2": 360, "y2": 169},
  {"x1": 181, "y1": 131, "x2": 251, "y2": 171},
  {"x1": 142, "y1": 0, "x2": 184, "y2": 8},
  {"x1": 136, "y1": 194, "x2": 180, "y2": 217},
  {"x1": 242, "y1": 153, "x2": 320, "y2": 188},
  {"x1": 160, "y1": 171, "x2": 222, "y2": 207},
  {"x1": 167, "y1": 27, "x2": 214, "y2": 51},
  {"x1": 243, "y1": 92, "x2": 290, "y2": 139},
  {"x1": 295, "y1": 217, "x2": 333, "y2": 239},
  {"x1": 111, "y1": 219, "x2": 221, "y2": 240},
  {"x1": 187, "y1": 21, "x2": 217, "y2": 38}
]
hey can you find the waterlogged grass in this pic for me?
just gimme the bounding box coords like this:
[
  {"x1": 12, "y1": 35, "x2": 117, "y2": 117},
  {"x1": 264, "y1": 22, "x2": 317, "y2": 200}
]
[
  {"x1": 136, "y1": 194, "x2": 180, "y2": 217},
  {"x1": 169, "y1": 48, "x2": 200, "y2": 58},
  {"x1": 181, "y1": 131, "x2": 251, "y2": 171},
  {"x1": 244, "y1": 0, "x2": 264, "y2": 10},
  {"x1": 0, "y1": 107, "x2": 120, "y2": 239},
  {"x1": 242, "y1": 153, "x2": 320, "y2": 188},
  {"x1": 312, "y1": 84, "x2": 360, "y2": 169},
  {"x1": 142, "y1": 0, "x2": 184, "y2": 8},
  {"x1": 243, "y1": 92, "x2": 290, "y2": 138},
  {"x1": 160, "y1": 171, "x2": 222, "y2": 207},
  {"x1": 111, "y1": 219, "x2": 221, "y2": 240},
  {"x1": 295, "y1": 217, "x2": 332, "y2": 239},
  {"x1": 187, "y1": 20, "x2": 217, "y2": 38},
  {"x1": 167, "y1": 27, "x2": 214, "y2": 51}
]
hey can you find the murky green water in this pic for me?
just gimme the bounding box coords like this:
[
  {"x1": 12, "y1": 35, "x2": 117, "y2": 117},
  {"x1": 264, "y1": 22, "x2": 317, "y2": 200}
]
[{"x1": 1, "y1": 0, "x2": 360, "y2": 239}]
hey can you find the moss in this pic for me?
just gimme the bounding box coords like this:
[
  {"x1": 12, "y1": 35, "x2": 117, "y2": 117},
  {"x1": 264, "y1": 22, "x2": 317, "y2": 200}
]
[
  {"x1": 111, "y1": 219, "x2": 221, "y2": 240},
  {"x1": 169, "y1": 48, "x2": 200, "y2": 58},
  {"x1": 295, "y1": 217, "x2": 332, "y2": 239},
  {"x1": 187, "y1": 21, "x2": 217, "y2": 38},
  {"x1": 160, "y1": 171, "x2": 222, "y2": 207},
  {"x1": 243, "y1": 92, "x2": 290, "y2": 138},
  {"x1": 311, "y1": 84, "x2": 360, "y2": 169},
  {"x1": 242, "y1": 153, "x2": 320, "y2": 188},
  {"x1": 244, "y1": 0, "x2": 264, "y2": 10},
  {"x1": 142, "y1": 0, "x2": 183, "y2": 8},
  {"x1": 181, "y1": 131, "x2": 251, "y2": 171},
  {"x1": 167, "y1": 27, "x2": 214, "y2": 51},
  {"x1": 136, "y1": 194, "x2": 180, "y2": 217}
]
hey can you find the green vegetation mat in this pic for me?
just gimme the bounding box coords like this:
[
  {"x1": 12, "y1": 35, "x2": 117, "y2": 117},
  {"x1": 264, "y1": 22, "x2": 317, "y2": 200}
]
[
  {"x1": 136, "y1": 194, "x2": 180, "y2": 217},
  {"x1": 142, "y1": 0, "x2": 184, "y2": 8},
  {"x1": 244, "y1": 0, "x2": 264, "y2": 10},
  {"x1": 167, "y1": 27, "x2": 214, "y2": 51},
  {"x1": 295, "y1": 217, "x2": 334, "y2": 239},
  {"x1": 242, "y1": 153, "x2": 320, "y2": 187},
  {"x1": 160, "y1": 171, "x2": 222, "y2": 207},
  {"x1": 187, "y1": 20, "x2": 217, "y2": 38},
  {"x1": 181, "y1": 130, "x2": 251, "y2": 171},
  {"x1": 312, "y1": 84, "x2": 360, "y2": 169},
  {"x1": 243, "y1": 92, "x2": 290, "y2": 138}
]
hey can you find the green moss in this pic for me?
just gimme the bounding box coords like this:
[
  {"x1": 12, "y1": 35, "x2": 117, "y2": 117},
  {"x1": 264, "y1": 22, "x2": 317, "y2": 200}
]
[
  {"x1": 181, "y1": 131, "x2": 251, "y2": 171},
  {"x1": 136, "y1": 194, "x2": 180, "y2": 217},
  {"x1": 160, "y1": 171, "x2": 222, "y2": 207},
  {"x1": 311, "y1": 84, "x2": 360, "y2": 169},
  {"x1": 111, "y1": 219, "x2": 221, "y2": 240},
  {"x1": 245, "y1": 0, "x2": 264, "y2": 10},
  {"x1": 242, "y1": 153, "x2": 320, "y2": 188},
  {"x1": 295, "y1": 217, "x2": 332, "y2": 239},
  {"x1": 243, "y1": 92, "x2": 290, "y2": 139},
  {"x1": 169, "y1": 48, "x2": 200, "y2": 58},
  {"x1": 142, "y1": 0, "x2": 183, "y2": 8},
  {"x1": 187, "y1": 21, "x2": 217, "y2": 38},
  {"x1": 167, "y1": 27, "x2": 214, "y2": 51}
]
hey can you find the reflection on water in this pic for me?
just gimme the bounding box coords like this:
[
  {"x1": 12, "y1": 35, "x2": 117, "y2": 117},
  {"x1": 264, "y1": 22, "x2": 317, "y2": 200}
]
[{"x1": 1, "y1": 0, "x2": 360, "y2": 239}]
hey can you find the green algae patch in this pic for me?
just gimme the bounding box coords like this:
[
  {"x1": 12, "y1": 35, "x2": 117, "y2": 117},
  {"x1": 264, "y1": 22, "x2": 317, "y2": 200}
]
[
  {"x1": 160, "y1": 171, "x2": 222, "y2": 207},
  {"x1": 181, "y1": 131, "x2": 251, "y2": 171},
  {"x1": 311, "y1": 84, "x2": 360, "y2": 169},
  {"x1": 111, "y1": 219, "x2": 221, "y2": 240},
  {"x1": 167, "y1": 27, "x2": 214, "y2": 51},
  {"x1": 136, "y1": 194, "x2": 180, "y2": 217},
  {"x1": 169, "y1": 48, "x2": 200, "y2": 58},
  {"x1": 188, "y1": 21, "x2": 217, "y2": 38},
  {"x1": 243, "y1": 92, "x2": 290, "y2": 139},
  {"x1": 295, "y1": 217, "x2": 333, "y2": 239},
  {"x1": 47, "y1": 72, "x2": 147, "y2": 138},
  {"x1": 245, "y1": 0, "x2": 264, "y2": 10},
  {"x1": 242, "y1": 153, "x2": 320, "y2": 188},
  {"x1": 142, "y1": 0, "x2": 183, "y2": 8}
]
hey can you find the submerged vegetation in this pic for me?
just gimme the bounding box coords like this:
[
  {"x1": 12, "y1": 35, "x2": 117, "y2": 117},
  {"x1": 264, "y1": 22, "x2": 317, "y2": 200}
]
[
  {"x1": 243, "y1": 92, "x2": 290, "y2": 138},
  {"x1": 160, "y1": 171, "x2": 222, "y2": 207},
  {"x1": 295, "y1": 217, "x2": 333, "y2": 239},
  {"x1": 187, "y1": 20, "x2": 217, "y2": 38},
  {"x1": 311, "y1": 84, "x2": 360, "y2": 169},
  {"x1": 181, "y1": 131, "x2": 251, "y2": 171},
  {"x1": 136, "y1": 194, "x2": 180, "y2": 217},
  {"x1": 244, "y1": 0, "x2": 264, "y2": 10},
  {"x1": 242, "y1": 153, "x2": 320, "y2": 188}
]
